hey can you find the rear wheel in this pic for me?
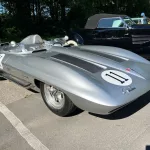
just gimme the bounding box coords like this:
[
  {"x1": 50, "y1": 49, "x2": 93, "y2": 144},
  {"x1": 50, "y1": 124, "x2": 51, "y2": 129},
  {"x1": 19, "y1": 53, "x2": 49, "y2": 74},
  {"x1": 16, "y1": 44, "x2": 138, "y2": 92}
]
[{"x1": 40, "y1": 83, "x2": 76, "y2": 117}]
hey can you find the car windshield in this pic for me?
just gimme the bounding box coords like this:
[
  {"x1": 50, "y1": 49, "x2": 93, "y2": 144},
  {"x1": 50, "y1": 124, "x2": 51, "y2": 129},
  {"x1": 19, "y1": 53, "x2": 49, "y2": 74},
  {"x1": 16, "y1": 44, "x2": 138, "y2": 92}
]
[
  {"x1": 98, "y1": 17, "x2": 125, "y2": 28},
  {"x1": 123, "y1": 16, "x2": 136, "y2": 26}
]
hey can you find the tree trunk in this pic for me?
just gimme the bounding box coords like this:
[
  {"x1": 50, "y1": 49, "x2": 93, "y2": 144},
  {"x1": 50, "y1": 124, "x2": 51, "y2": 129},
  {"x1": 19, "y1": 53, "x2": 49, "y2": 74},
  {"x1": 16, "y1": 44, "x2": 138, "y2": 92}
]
[{"x1": 59, "y1": 0, "x2": 66, "y2": 22}]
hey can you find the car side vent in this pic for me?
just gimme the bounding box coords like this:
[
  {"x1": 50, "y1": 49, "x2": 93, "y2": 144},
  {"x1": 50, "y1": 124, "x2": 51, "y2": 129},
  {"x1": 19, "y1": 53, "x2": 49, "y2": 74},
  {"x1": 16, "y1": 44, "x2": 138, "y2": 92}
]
[
  {"x1": 51, "y1": 54, "x2": 103, "y2": 73},
  {"x1": 32, "y1": 49, "x2": 47, "y2": 53}
]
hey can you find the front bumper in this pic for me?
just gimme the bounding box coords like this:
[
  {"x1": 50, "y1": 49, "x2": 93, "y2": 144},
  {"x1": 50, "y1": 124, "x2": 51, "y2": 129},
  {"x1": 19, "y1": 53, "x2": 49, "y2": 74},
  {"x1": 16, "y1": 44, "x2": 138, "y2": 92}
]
[{"x1": 66, "y1": 82, "x2": 150, "y2": 115}]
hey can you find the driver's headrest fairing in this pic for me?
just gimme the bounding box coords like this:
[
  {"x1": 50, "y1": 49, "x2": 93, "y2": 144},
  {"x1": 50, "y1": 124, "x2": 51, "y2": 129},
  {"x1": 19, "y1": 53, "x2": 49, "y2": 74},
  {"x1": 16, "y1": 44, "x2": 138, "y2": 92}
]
[{"x1": 20, "y1": 34, "x2": 43, "y2": 45}]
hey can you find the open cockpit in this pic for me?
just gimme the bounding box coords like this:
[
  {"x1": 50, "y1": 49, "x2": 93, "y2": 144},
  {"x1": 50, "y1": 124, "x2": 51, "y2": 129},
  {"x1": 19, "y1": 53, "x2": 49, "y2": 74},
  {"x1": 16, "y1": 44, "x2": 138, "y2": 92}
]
[
  {"x1": 0, "y1": 34, "x2": 78, "y2": 55},
  {"x1": 0, "y1": 35, "x2": 48, "y2": 54}
]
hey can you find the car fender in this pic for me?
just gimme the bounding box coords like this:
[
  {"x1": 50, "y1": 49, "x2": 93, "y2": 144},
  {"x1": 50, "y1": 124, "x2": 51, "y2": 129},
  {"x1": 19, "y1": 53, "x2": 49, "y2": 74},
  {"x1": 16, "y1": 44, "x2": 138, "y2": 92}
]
[{"x1": 21, "y1": 56, "x2": 114, "y2": 107}]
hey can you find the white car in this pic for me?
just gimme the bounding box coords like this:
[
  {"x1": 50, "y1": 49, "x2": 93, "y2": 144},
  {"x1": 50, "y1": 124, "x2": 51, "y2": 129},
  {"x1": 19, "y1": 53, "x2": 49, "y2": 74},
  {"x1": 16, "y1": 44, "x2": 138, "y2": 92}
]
[{"x1": 131, "y1": 17, "x2": 148, "y2": 24}]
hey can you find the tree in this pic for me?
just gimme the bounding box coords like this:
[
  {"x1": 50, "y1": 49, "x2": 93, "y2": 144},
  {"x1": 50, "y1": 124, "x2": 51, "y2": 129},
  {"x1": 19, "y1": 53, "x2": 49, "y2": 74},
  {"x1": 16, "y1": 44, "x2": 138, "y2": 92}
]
[{"x1": 1, "y1": 0, "x2": 150, "y2": 40}]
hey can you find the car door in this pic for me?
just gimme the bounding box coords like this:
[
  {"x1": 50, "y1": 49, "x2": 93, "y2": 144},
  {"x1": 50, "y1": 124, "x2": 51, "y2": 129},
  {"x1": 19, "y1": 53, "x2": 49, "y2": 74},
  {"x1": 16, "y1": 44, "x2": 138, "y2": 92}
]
[
  {"x1": 93, "y1": 17, "x2": 132, "y2": 49},
  {"x1": 3, "y1": 54, "x2": 31, "y2": 87}
]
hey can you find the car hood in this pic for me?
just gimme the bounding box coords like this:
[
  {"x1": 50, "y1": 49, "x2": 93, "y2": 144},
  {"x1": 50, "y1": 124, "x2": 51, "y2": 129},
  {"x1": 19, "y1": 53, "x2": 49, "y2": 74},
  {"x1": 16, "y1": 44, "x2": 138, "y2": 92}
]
[{"x1": 31, "y1": 46, "x2": 150, "y2": 80}]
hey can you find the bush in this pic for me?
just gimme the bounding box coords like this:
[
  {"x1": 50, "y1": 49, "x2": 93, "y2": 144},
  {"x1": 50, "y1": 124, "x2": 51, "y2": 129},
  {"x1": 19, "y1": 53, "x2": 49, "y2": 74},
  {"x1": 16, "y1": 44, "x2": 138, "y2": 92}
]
[{"x1": 2, "y1": 26, "x2": 22, "y2": 42}]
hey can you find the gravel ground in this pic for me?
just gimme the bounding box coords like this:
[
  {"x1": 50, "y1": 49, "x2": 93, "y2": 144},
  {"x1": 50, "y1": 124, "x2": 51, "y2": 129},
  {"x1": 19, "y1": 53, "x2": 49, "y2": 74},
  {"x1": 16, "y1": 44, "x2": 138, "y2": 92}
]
[{"x1": 0, "y1": 80, "x2": 33, "y2": 105}]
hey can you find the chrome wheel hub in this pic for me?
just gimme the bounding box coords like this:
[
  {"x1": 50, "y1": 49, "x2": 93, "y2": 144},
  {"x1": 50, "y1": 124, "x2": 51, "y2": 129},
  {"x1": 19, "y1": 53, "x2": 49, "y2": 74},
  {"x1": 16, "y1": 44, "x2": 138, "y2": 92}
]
[{"x1": 44, "y1": 84, "x2": 65, "y2": 109}]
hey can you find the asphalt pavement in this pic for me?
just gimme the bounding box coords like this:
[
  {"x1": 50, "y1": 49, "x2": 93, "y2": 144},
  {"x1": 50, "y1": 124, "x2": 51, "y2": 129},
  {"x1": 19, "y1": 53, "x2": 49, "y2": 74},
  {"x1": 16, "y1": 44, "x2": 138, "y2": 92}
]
[{"x1": 0, "y1": 80, "x2": 150, "y2": 150}]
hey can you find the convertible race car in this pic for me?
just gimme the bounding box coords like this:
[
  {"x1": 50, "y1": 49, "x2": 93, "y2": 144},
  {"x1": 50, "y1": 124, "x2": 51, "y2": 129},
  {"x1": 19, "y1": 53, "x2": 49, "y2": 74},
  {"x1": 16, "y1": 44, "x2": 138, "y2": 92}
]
[
  {"x1": 68, "y1": 13, "x2": 150, "y2": 59},
  {"x1": 0, "y1": 34, "x2": 150, "y2": 117}
]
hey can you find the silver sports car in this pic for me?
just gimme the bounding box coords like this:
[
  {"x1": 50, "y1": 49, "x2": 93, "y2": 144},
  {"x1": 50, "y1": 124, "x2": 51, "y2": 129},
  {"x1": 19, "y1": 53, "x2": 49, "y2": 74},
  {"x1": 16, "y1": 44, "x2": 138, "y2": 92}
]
[{"x1": 0, "y1": 34, "x2": 150, "y2": 117}]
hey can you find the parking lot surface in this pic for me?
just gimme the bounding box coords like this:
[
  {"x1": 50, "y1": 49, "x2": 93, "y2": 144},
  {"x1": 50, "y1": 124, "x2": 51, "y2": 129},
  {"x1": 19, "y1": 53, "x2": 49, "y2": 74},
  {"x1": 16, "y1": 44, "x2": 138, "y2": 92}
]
[{"x1": 0, "y1": 80, "x2": 150, "y2": 150}]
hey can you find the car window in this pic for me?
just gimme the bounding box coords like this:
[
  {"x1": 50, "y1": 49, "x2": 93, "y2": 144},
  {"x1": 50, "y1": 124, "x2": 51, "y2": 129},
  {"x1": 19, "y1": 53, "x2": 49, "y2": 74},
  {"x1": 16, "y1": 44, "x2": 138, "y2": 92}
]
[
  {"x1": 132, "y1": 19, "x2": 139, "y2": 24},
  {"x1": 123, "y1": 17, "x2": 136, "y2": 26},
  {"x1": 97, "y1": 18, "x2": 125, "y2": 28}
]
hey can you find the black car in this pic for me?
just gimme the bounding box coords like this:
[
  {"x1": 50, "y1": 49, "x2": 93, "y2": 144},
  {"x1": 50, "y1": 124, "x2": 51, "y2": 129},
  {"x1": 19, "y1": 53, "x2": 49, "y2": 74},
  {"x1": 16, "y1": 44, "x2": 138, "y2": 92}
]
[{"x1": 68, "y1": 13, "x2": 150, "y2": 58}]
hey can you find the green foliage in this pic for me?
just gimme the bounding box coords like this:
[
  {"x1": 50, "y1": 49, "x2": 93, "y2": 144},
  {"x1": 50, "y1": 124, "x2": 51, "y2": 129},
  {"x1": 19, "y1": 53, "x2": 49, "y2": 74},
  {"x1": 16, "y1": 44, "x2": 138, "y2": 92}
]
[
  {"x1": 2, "y1": 26, "x2": 21, "y2": 40},
  {"x1": 0, "y1": 0, "x2": 150, "y2": 41}
]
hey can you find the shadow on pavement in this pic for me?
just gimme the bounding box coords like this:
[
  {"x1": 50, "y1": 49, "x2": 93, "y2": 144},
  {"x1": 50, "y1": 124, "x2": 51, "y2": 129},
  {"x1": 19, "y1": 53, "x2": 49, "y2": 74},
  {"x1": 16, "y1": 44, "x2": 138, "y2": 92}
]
[
  {"x1": 67, "y1": 108, "x2": 84, "y2": 117},
  {"x1": 0, "y1": 77, "x2": 7, "y2": 80},
  {"x1": 28, "y1": 89, "x2": 39, "y2": 93},
  {"x1": 89, "y1": 91, "x2": 150, "y2": 120}
]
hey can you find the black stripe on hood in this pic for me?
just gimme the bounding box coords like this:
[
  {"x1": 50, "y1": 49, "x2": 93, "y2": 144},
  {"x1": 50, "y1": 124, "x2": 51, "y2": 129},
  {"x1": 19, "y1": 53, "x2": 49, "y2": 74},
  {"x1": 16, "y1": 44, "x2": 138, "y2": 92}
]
[
  {"x1": 51, "y1": 54, "x2": 103, "y2": 73},
  {"x1": 82, "y1": 50, "x2": 126, "y2": 62}
]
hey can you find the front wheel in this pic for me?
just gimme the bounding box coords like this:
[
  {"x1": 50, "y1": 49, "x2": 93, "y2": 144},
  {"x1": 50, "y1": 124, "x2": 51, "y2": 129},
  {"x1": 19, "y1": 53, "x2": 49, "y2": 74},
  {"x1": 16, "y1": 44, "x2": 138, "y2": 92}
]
[{"x1": 40, "y1": 83, "x2": 77, "y2": 117}]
